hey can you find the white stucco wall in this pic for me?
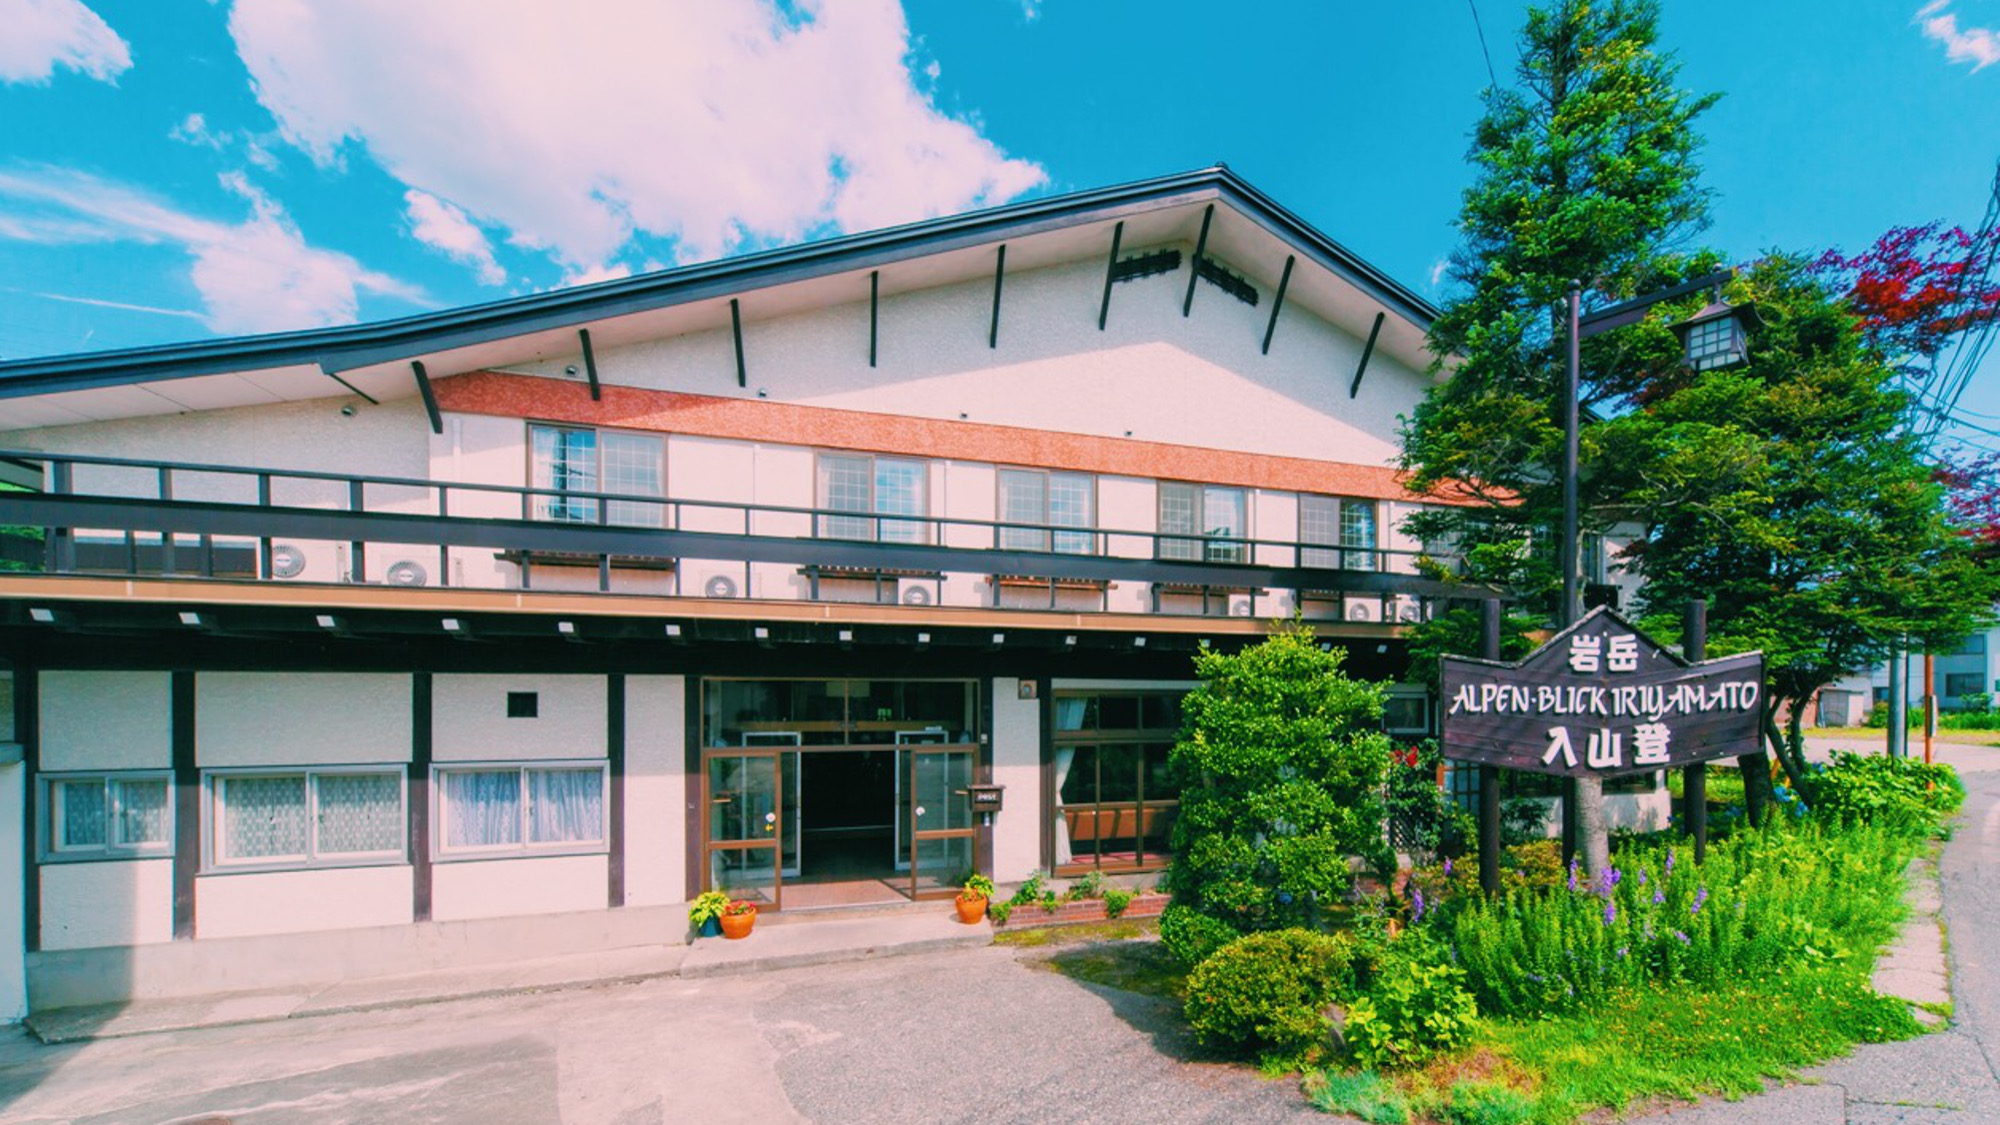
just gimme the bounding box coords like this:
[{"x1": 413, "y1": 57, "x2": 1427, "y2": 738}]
[
  {"x1": 40, "y1": 672, "x2": 171, "y2": 771},
  {"x1": 431, "y1": 854, "x2": 609, "y2": 921},
  {"x1": 196, "y1": 866, "x2": 414, "y2": 939},
  {"x1": 623, "y1": 675, "x2": 686, "y2": 907},
  {"x1": 38, "y1": 858, "x2": 173, "y2": 950},
  {"x1": 197, "y1": 673, "x2": 412, "y2": 767},
  {"x1": 0, "y1": 763, "x2": 24, "y2": 1018},
  {"x1": 433, "y1": 675, "x2": 606, "y2": 761},
  {"x1": 990, "y1": 678, "x2": 1041, "y2": 883}
]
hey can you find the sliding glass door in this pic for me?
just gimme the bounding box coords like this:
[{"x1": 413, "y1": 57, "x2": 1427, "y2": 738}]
[
  {"x1": 705, "y1": 751, "x2": 781, "y2": 909},
  {"x1": 906, "y1": 745, "x2": 977, "y2": 899}
]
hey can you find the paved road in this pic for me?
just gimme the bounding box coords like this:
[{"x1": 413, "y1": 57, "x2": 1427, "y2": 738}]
[
  {"x1": 1638, "y1": 738, "x2": 2000, "y2": 1124},
  {"x1": 0, "y1": 942, "x2": 1321, "y2": 1124}
]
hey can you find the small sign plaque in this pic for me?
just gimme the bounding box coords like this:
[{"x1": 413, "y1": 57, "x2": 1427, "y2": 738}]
[
  {"x1": 1440, "y1": 606, "x2": 1763, "y2": 778},
  {"x1": 967, "y1": 783, "x2": 1005, "y2": 813}
]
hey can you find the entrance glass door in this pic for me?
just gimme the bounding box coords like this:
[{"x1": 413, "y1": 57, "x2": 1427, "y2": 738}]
[
  {"x1": 706, "y1": 752, "x2": 781, "y2": 909},
  {"x1": 906, "y1": 746, "x2": 977, "y2": 899}
]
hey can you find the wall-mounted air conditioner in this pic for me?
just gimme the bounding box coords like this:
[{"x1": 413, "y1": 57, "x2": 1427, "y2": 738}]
[
  {"x1": 1345, "y1": 598, "x2": 1382, "y2": 623},
  {"x1": 898, "y1": 577, "x2": 938, "y2": 607}
]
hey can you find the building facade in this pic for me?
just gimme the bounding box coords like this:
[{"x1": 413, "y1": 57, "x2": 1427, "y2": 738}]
[{"x1": 0, "y1": 168, "x2": 1663, "y2": 1018}]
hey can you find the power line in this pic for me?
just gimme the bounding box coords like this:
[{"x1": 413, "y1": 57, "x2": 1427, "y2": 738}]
[{"x1": 1466, "y1": 0, "x2": 1500, "y2": 91}]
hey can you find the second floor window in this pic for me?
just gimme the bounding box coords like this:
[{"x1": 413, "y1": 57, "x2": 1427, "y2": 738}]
[
  {"x1": 1299, "y1": 496, "x2": 1378, "y2": 571},
  {"x1": 816, "y1": 453, "x2": 929, "y2": 543},
  {"x1": 1158, "y1": 482, "x2": 1246, "y2": 563},
  {"x1": 997, "y1": 468, "x2": 1096, "y2": 554},
  {"x1": 529, "y1": 424, "x2": 665, "y2": 527}
]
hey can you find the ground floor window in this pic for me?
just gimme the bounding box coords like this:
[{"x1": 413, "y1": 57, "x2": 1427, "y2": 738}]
[
  {"x1": 44, "y1": 772, "x2": 172, "y2": 859},
  {"x1": 436, "y1": 763, "x2": 606, "y2": 858},
  {"x1": 1053, "y1": 690, "x2": 1184, "y2": 874},
  {"x1": 207, "y1": 768, "x2": 405, "y2": 870}
]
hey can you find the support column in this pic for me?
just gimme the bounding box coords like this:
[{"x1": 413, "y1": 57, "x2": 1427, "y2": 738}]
[
  {"x1": 411, "y1": 673, "x2": 433, "y2": 923},
  {"x1": 1478, "y1": 598, "x2": 1502, "y2": 895},
  {"x1": 607, "y1": 674, "x2": 626, "y2": 908},
  {"x1": 171, "y1": 672, "x2": 197, "y2": 941},
  {"x1": 1683, "y1": 600, "x2": 1708, "y2": 865}
]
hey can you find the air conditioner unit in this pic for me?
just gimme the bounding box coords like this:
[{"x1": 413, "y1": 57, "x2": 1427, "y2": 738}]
[
  {"x1": 1346, "y1": 598, "x2": 1381, "y2": 623},
  {"x1": 269, "y1": 543, "x2": 308, "y2": 579},
  {"x1": 899, "y1": 578, "x2": 937, "y2": 607},
  {"x1": 385, "y1": 560, "x2": 429, "y2": 587},
  {"x1": 1393, "y1": 595, "x2": 1423, "y2": 623},
  {"x1": 703, "y1": 574, "x2": 740, "y2": 599}
]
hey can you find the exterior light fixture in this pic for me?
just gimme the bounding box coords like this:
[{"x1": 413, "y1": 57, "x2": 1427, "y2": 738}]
[
  {"x1": 990, "y1": 632, "x2": 1005, "y2": 646},
  {"x1": 315, "y1": 614, "x2": 340, "y2": 630},
  {"x1": 753, "y1": 626, "x2": 770, "y2": 640},
  {"x1": 838, "y1": 629, "x2": 854, "y2": 644},
  {"x1": 28, "y1": 607, "x2": 56, "y2": 624},
  {"x1": 557, "y1": 620, "x2": 577, "y2": 636},
  {"x1": 664, "y1": 623, "x2": 683, "y2": 638},
  {"x1": 442, "y1": 617, "x2": 466, "y2": 634},
  {"x1": 1132, "y1": 636, "x2": 1147, "y2": 648},
  {"x1": 1671, "y1": 298, "x2": 1754, "y2": 371},
  {"x1": 1063, "y1": 634, "x2": 1077, "y2": 649},
  {"x1": 178, "y1": 611, "x2": 209, "y2": 628}
]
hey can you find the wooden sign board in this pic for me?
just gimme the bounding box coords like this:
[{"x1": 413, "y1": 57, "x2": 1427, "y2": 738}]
[
  {"x1": 968, "y1": 784, "x2": 1005, "y2": 813},
  {"x1": 1440, "y1": 605, "x2": 1763, "y2": 778}
]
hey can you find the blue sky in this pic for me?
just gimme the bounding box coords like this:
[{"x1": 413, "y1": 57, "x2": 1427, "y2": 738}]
[{"x1": 1, "y1": 1, "x2": 1996, "y2": 438}]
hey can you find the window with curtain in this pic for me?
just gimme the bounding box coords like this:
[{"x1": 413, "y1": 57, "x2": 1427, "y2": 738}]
[
  {"x1": 208, "y1": 769, "x2": 405, "y2": 869},
  {"x1": 45, "y1": 773, "x2": 172, "y2": 859},
  {"x1": 997, "y1": 469, "x2": 1096, "y2": 554},
  {"x1": 1341, "y1": 499, "x2": 1378, "y2": 572},
  {"x1": 437, "y1": 763, "x2": 608, "y2": 857},
  {"x1": 1158, "y1": 483, "x2": 1246, "y2": 563},
  {"x1": 1301, "y1": 496, "x2": 1378, "y2": 571},
  {"x1": 814, "y1": 453, "x2": 930, "y2": 543},
  {"x1": 1051, "y1": 691, "x2": 1184, "y2": 873},
  {"x1": 529, "y1": 424, "x2": 665, "y2": 527}
]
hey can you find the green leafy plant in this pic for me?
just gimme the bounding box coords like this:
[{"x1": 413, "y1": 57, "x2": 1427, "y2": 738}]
[
  {"x1": 721, "y1": 899, "x2": 757, "y2": 917},
  {"x1": 1166, "y1": 621, "x2": 1394, "y2": 933},
  {"x1": 1342, "y1": 951, "x2": 1478, "y2": 1070},
  {"x1": 1068, "y1": 870, "x2": 1105, "y2": 900},
  {"x1": 989, "y1": 900, "x2": 1013, "y2": 925},
  {"x1": 1183, "y1": 929, "x2": 1360, "y2": 1066},
  {"x1": 961, "y1": 873, "x2": 996, "y2": 900},
  {"x1": 688, "y1": 891, "x2": 731, "y2": 928},
  {"x1": 1806, "y1": 752, "x2": 1963, "y2": 836},
  {"x1": 1103, "y1": 886, "x2": 1135, "y2": 919},
  {"x1": 1159, "y1": 903, "x2": 1241, "y2": 967},
  {"x1": 1009, "y1": 870, "x2": 1046, "y2": 906},
  {"x1": 1301, "y1": 1069, "x2": 1410, "y2": 1124}
]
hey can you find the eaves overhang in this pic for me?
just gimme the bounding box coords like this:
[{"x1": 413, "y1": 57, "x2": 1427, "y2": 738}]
[{"x1": 0, "y1": 166, "x2": 1438, "y2": 402}]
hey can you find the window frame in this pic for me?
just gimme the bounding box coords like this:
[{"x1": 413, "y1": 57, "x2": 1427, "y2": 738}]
[
  {"x1": 40, "y1": 771, "x2": 175, "y2": 862},
  {"x1": 1943, "y1": 672, "x2": 1984, "y2": 700},
  {"x1": 1382, "y1": 692, "x2": 1430, "y2": 736},
  {"x1": 525, "y1": 421, "x2": 668, "y2": 528},
  {"x1": 1050, "y1": 689, "x2": 1185, "y2": 876},
  {"x1": 1299, "y1": 494, "x2": 1379, "y2": 571},
  {"x1": 202, "y1": 765, "x2": 408, "y2": 874},
  {"x1": 431, "y1": 760, "x2": 612, "y2": 862},
  {"x1": 995, "y1": 466, "x2": 1099, "y2": 555},
  {"x1": 813, "y1": 451, "x2": 932, "y2": 544},
  {"x1": 1157, "y1": 481, "x2": 1249, "y2": 564}
]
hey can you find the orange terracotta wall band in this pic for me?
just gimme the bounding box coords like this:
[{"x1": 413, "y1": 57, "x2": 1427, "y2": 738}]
[{"x1": 433, "y1": 370, "x2": 1477, "y2": 506}]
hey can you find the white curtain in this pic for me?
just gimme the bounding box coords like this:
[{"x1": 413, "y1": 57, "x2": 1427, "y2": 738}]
[
  {"x1": 444, "y1": 769, "x2": 522, "y2": 848},
  {"x1": 1053, "y1": 746, "x2": 1075, "y2": 866},
  {"x1": 529, "y1": 767, "x2": 605, "y2": 844}
]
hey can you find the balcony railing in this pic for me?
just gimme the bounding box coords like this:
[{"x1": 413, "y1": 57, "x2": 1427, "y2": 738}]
[{"x1": 0, "y1": 449, "x2": 1469, "y2": 621}]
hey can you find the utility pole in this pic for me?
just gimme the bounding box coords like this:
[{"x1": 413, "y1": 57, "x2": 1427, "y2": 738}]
[{"x1": 1887, "y1": 641, "x2": 1907, "y2": 759}]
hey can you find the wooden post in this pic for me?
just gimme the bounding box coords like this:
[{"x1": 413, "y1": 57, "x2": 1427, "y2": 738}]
[
  {"x1": 1923, "y1": 651, "x2": 1936, "y2": 767},
  {"x1": 1684, "y1": 599, "x2": 1708, "y2": 865},
  {"x1": 1478, "y1": 598, "x2": 1502, "y2": 895}
]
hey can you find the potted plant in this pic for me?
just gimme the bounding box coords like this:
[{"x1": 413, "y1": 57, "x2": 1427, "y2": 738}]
[
  {"x1": 718, "y1": 898, "x2": 759, "y2": 940},
  {"x1": 688, "y1": 891, "x2": 731, "y2": 938},
  {"x1": 956, "y1": 873, "x2": 996, "y2": 924}
]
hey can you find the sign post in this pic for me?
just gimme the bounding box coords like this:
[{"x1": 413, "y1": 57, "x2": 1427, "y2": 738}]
[
  {"x1": 1682, "y1": 600, "x2": 1708, "y2": 864},
  {"x1": 1442, "y1": 605, "x2": 1763, "y2": 888},
  {"x1": 1477, "y1": 599, "x2": 1502, "y2": 895}
]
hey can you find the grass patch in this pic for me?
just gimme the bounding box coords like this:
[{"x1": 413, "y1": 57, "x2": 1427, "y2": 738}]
[
  {"x1": 992, "y1": 918, "x2": 1150, "y2": 948},
  {"x1": 1812, "y1": 726, "x2": 2000, "y2": 747},
  {"x1": 1031, "y1": 935, "x2": 1187, "y2": 1001}
]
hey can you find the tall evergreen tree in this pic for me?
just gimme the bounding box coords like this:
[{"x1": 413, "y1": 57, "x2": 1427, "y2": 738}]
[{"x1": 1402, "y1": 0, "x2": 1716, "y2": 873}]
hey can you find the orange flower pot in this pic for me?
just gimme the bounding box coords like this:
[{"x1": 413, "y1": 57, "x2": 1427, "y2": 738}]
[
  {"x1": 955, "y1": 894, "x2": 989, "y2": 924},
  {"x1": 719, "y1": 907, "x2": 757, "y2": 940}
]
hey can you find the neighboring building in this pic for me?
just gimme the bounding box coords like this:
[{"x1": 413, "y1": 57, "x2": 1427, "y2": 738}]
[
  {"x1": 1817, "y1": 625, "x2": 2000, "y2": 727},
  {"x1": 0, "y1": 168, "x2": 1666, "y2": 1018}
]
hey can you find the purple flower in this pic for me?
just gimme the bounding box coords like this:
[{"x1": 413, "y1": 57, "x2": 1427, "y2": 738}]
[
  {"x1": 1603, "y1": 900, "x2": 1618, "y2": 926},
  {"x1": 1673, "y1": 930, "x2": 1690, "y2": 945},
  {"x1": 1617, "y1": 946, "x2": 1629, "y2": 960},
  {"x1": 1665, "y1": 848, "x2": 1676, "y2": 877},
  {"x1": 1652, "y1": 887, "x2": 1665, "y2": 906},
  {"x1": 1413, "y1": 889, "x2": 1427, "y2": 923},
  {"x1": 1443, "y1": 857, "x2": 1453, "y2": 877},
  {"x1": 1599, "y1": 867, "x2": 1622, "y2": 896},
  {"x1": 1692, "y1": 886, "x2": 1709, "y2": 915},
  {"x1": 1568, "y1": 860, "x2": 1581, "y2": 893},
  {"x1": 1637, "y1": 870, "x2": 1649, "y2": 887}
]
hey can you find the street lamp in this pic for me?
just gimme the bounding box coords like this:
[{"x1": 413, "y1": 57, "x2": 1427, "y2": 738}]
[{"x1": 1671, "y1": 297, "x2": 1755, "y2": 372}]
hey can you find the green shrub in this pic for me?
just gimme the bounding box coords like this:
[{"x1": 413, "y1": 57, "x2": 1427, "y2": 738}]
[
  {"x1": 1408, "y1": 839, "x2": 1563, "y2": 910},
  {"x1": 988, "y1": 900, "x2": 1013, "y2": 925},
  {"x1": 1160, "y1": 903, "x2": 1241, "y2": 966},
  {"x1": 1342, "y1": 950, "x2": 1478, "y2": 1069},
  {"x1": 1069, "y1": 870, "x2": 1105, "y2": 900},
  {"x1": 1441, "y1": 1081, "x2": 1534, "y2": 1125},
  {"x1": 1103, "y1": 886, "x2": 1134, "y2": 918},
  {"x1": 1446, "y1": 821, "x2": 1919, "y2": 1018},
  {"x1": 1808, "y1": 752, "x2": 1963, "y2": 835},
  {"x1": 1184, "y1": 929, "x2": 1359, "y2": 1065},
  {"x1": 1384, "y1": 738, "x2": 1473, "y2": 866},
  {"x1": 1166, "y1": 622, "x2": 1394, "y2": 930},
  {"x1": 1301, "y1": 1069, "x2": 1410, "y2": 1123}
]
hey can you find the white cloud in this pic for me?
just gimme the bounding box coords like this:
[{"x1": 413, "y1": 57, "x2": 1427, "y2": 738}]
[
  {"x1": 225, "y1": 0, "x2": 1047, "y2": 269},
  {"x1": 1918, "y1": 3, "x2": 2000, "y2": 71},
  {"x1": 0, "y1": 165, "x2": 422, "y2": 334},
  {"x1": 0, "y1": 0, "x2": 131, "y2": 84},
  {"x1": 404, "y1": 189, "x2": 505, "y2": 285},
  {"x1": 561, "y1": 262, "x2": 633, "y2": 288}
]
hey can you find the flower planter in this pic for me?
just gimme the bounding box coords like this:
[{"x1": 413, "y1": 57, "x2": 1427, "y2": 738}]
[
  {"x1": 955, "y1": 894, "x2": 989, "y2": 924},
  {"x1": 993, "y1": 891, "x2": 1172, "y2": 929},
  {"x1": 698, "y1": 917, "x2": 722, "y2": 938},
  {"x1": 719, "y1": 907, "x2": 757, "y2": 940}
]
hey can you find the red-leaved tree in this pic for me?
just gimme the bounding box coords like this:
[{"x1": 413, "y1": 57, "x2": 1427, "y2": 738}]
[{"x1": 1813, "y1": 221, "x2": 2000, "y2": 372}]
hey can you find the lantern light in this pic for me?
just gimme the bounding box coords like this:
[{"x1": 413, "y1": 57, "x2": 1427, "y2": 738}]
[{"x1": 1672, "y1": 298, "x2": 1753, "y2": 371}]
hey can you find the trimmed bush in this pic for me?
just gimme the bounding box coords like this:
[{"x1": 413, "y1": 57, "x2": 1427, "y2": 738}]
[
  {"x1": 1342, "y1": 949, "x2": 1478, "y2": 1069},
  {"x1": 1159, "y1": 903, "x2": 1241, "y2": 967},
  {"x1": 1808, "y1": 752, "x2": 1963, "y2": 835},
  {"x1": 1184, "y1": 929, "x2": 1359, "y2": 1064}
]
